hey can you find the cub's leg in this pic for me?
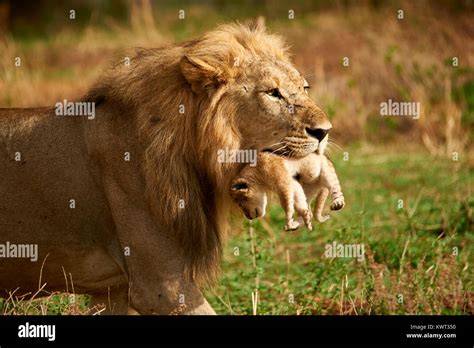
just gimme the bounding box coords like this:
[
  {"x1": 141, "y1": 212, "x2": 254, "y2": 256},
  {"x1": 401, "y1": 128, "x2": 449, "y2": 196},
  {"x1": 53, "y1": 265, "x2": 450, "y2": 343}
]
[
  {"x1": 292, "y1": 180, "x2": 312, "y2": 230},
  {"x1": 314, "y1": 187, "x2": 330, "y2": 223},
  {"x1": 272, "y1": 175, "x2": 301, "y2": 231},
  {"x1": 328, "y1": 177, "x2": 345, "y2": 212},
  {"x1": 263, "y1": 160, "x2": 300, "y2": 231},
  {"x1": 330, "y1": 193, "x2": 345, "y2": 211},
  {"x1": 320, "y1": 157, "x2": 345, "y2": 211},
  {"x1": 277, "y1": 185, "x2": 299, "y2": 231}
]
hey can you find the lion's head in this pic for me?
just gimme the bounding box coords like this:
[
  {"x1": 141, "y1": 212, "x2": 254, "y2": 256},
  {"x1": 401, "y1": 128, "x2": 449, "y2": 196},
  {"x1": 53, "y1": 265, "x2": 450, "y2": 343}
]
[
  {"x1": 84, "y1": 22, "x2": 331, "y2": 285},
  {"x1": 179, "y1": 24, "x2": 332, "y2": 158}
]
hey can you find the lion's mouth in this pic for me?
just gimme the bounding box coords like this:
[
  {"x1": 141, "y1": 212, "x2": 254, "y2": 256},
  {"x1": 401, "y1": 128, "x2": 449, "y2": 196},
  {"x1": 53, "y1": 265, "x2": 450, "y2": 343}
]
[
  {"x1": 263, "y1": 136, "x2": 319, "y2": 157},
  {"x1": 287, "y1": 142, "x2": 319, "y2": 157}
]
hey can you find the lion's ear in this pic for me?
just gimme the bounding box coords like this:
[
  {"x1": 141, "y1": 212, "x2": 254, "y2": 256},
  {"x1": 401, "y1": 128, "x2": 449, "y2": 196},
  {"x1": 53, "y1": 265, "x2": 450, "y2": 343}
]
[
  {"x1": 249, "y1": 16, "x2": 266, "y2": 32},
  {"x1": 180, "y1": 55, "x2": 226, "y2": 94}
]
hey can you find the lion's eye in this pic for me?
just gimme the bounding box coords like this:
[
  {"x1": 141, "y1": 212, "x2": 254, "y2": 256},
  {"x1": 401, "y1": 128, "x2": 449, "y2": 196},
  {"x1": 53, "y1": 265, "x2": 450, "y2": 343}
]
[{"x1": 266, "y1": 88, "x2": 283, "y2": 99}]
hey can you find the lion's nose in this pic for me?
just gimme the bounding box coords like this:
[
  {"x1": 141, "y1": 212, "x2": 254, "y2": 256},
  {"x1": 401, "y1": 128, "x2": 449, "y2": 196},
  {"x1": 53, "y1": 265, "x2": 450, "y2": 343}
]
[{"x1": 306, "y1": 127, "x2": 330, "y2": 142}]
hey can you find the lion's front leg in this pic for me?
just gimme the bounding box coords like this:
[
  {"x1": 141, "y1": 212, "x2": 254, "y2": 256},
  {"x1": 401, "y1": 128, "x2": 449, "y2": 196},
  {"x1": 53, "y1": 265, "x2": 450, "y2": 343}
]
[
  {"x1": 129, "y1": 273, "x2": 216, "y2": 315},
  {"x1": 117, "y1": 225, "x2": 216, "y2": 315},
  {"x1": 184, "y1": 298, "x2": 216, "y2": 315},
  {"x1": 103, "y1": 177, "x2": 216, "y2": 315},
  {"x1": 89, "y1": 285, "x2": 130, "y2": 315}
]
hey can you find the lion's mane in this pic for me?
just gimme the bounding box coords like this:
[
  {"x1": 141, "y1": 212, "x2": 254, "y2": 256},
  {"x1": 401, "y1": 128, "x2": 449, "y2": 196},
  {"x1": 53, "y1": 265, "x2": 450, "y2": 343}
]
[{"x1": 84, "y1": 23, "x2": 289, "y2": 284}]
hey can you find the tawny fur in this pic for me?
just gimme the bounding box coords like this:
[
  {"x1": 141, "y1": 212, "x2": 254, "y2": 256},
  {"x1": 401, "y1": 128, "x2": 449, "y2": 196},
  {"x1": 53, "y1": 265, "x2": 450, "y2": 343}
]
[
  {"x1": 1, "y1": 22, "x2": 333, "y2": 314},
  {"x1": 83, "y1": 23, "x2": 294, "y2": 284},
  {"x1": 83, "y1": 22, "x2": 331, "y2": 284},
  {"x1": 230, "y1": 149, "x2": 345, "y2": 231}
]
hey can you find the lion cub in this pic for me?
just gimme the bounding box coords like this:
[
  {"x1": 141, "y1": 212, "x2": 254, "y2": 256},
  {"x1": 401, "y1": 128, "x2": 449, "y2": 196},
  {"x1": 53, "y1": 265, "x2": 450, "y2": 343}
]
[{"x1": 230, "y1": 152, "x2": 344, "y2": 231}]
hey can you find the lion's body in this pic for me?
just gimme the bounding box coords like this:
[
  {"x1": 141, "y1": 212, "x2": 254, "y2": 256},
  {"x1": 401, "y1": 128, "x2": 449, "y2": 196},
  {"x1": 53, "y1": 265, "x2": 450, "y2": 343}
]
[
  {"x1": 0, "y1": 23, "x2": 332, "y2": 314},
  {"x1": 0, "y1": 108, "x2": 127, "y2": 295}
]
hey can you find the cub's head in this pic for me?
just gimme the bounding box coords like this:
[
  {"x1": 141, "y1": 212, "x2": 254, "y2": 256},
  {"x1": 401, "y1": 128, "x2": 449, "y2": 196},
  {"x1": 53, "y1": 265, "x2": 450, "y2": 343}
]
[
  {"x1": 230, "y1": 178, "x2": 267, "y2": 220},
  {"x1": 179, "y1": 23, "x2": 331, "y2": 158}
]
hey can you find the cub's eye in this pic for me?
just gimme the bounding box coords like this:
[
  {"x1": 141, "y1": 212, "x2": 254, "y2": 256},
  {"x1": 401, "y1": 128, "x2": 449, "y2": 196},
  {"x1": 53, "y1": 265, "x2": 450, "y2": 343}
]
[
  {"x1": 266, "y1": 88, "x2": 283, "y2": 99},
  {"x1": 231, "y1": 181, "x2": 249, "y2": 192},
  {"x1": 304, "y1": 85, "x2": 310, "y2": 94}
]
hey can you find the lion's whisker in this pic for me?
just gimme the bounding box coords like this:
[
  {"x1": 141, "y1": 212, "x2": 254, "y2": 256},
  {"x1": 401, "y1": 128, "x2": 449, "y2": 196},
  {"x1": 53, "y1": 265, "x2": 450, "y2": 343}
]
[
  {"x1": 270, "y1": 145, "x2": 287, "y2": 154},
  {"x1": 265, "y1": 140, "x2": 285, "y2": 149},
  {"x1": 328, "y1": 140, "x2": 342, "y2": 151}
]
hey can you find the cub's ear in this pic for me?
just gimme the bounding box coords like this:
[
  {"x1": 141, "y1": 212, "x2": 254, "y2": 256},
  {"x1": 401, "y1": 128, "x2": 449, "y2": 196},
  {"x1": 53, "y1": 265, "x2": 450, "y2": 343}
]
[{"x1": 180, "y1": 55, "x2": 226, "y2": 94}]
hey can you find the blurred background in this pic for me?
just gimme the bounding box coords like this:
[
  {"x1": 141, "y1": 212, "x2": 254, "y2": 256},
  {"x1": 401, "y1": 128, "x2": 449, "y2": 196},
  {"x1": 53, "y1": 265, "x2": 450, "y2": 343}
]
[
  {"x1": 0, "y1": 0, "x2": 473, "y2": 152},
  {"x1": 0, "y1": 0, "x2": 472, "y2": 315}
]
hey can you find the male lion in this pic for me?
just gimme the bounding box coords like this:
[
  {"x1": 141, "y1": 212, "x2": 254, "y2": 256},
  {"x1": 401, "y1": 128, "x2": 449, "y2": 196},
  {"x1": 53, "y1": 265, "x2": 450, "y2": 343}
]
[{"x1": 0, "y1": 23, "x2": 332, "y2": 314}]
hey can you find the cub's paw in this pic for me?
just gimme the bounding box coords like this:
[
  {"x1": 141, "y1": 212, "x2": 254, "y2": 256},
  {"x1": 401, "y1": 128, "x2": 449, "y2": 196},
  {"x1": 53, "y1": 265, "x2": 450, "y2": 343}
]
[
  {"x1": 330, "y1": 198, "x2": 345, "y2": 211},
  {"x1": 285, "y1": 219, "x2": 300, "y2": 231},
  {"x1": 316, "y1": 214, "x2": 330, "y2": 223}
]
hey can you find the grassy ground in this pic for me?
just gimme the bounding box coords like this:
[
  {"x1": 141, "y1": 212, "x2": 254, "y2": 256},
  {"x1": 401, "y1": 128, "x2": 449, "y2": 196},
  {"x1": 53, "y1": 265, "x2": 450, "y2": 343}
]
[
  {"x1": 0, "y1": 144, "x2": 472, "y2": 316},
  {"x1": 207, "y1": 144, "x2": 473, "y2": 315},
  {"x1": 0, "y1": 2, "x2": 472, "y2": 315}
]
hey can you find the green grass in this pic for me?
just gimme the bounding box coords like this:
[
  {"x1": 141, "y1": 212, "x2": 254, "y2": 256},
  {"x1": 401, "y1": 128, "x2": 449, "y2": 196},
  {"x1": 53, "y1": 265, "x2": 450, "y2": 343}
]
[
  {"x1": 1, "y1": 145, "x2": 472, "y2": 315},
  {"x1": 0, "y1": 293, "x2": 90, "y2": 315},
  {"x1": 206, "y1": 145, "x2": 473, "y2": 315},
  {"x1": 1, "y1": 0, "x2": 472, "y2": 316}
]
